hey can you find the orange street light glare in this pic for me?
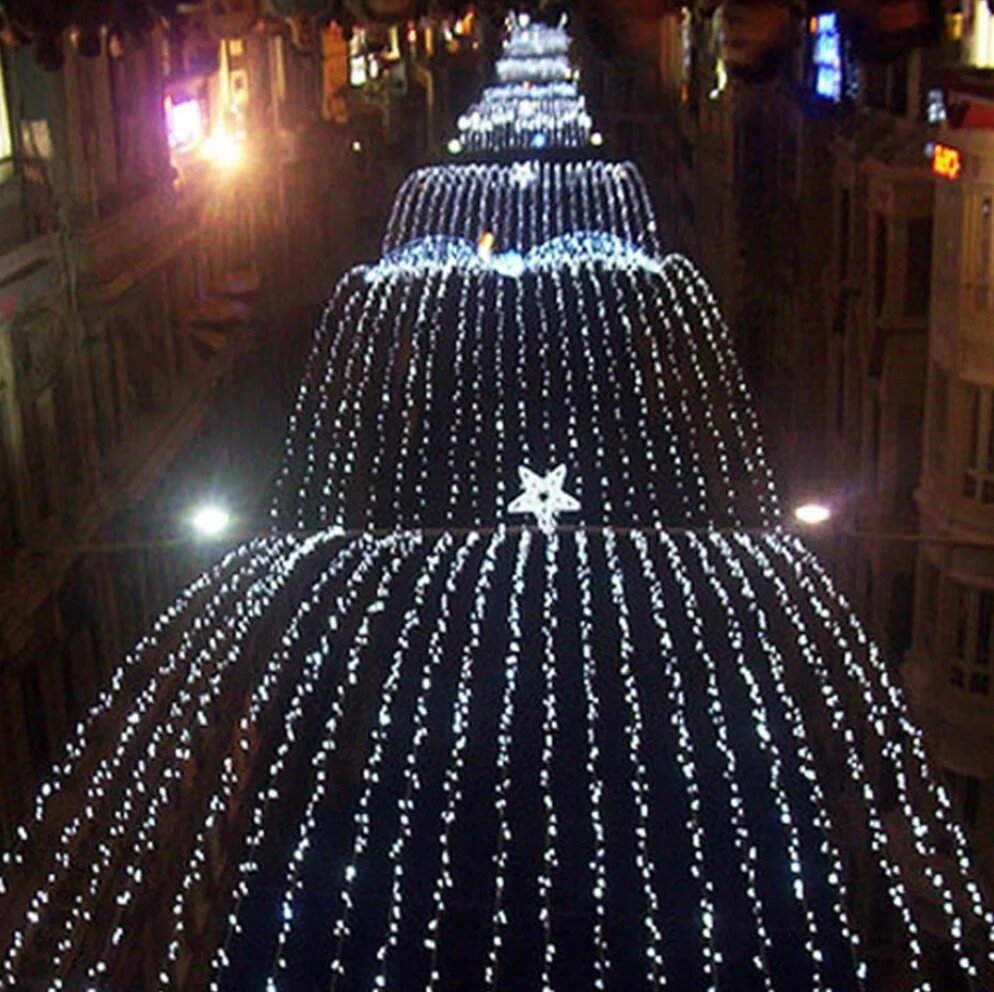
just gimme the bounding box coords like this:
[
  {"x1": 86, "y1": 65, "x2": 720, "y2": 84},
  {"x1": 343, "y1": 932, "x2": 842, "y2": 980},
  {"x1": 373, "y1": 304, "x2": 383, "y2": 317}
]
[{"x1": 202, "y1": 132, "x2": 244, "y2": 169}]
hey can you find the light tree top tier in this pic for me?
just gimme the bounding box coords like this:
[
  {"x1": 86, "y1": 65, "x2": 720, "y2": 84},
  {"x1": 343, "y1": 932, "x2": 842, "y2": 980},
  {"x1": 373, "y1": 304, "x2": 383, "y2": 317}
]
[
  {"x1": 384, "y1": 161, "x2": 660, "y2": 256},
  {"x1": 452, "y1": 16, "x2": 593, "y2": 156}
]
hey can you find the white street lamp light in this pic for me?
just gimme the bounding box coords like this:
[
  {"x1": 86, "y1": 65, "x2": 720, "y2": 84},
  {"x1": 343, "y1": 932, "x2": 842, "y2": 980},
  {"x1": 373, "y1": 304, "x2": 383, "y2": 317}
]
[
  {"x1": 793, "y1": 502, "x2": 832, "y2": 526},
  {"x1": 190, "y1": 503, "x2": 232, "y2": 539}
]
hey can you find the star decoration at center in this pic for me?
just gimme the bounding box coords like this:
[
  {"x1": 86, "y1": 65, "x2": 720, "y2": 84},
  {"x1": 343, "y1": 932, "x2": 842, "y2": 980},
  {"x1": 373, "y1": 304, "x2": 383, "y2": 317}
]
[{"x1": 507, "y1": 464, "x2": 580, "y2": 534}]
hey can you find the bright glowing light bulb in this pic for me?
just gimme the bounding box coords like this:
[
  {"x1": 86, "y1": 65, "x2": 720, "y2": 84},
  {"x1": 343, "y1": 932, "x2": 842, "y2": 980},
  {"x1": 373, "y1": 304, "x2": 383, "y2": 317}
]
[
  {"x1": 190, "y1": 504, "x2": 232, "y2": 538},
  {"x1": 793, "y1": 502, "x2": 832, "y2": 526}
]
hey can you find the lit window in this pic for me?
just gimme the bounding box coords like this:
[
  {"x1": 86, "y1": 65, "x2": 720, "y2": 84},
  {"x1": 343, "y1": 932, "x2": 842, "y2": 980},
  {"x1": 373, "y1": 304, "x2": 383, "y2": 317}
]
[
  {"x1": 972, "y1": 0, "x2": 994, "y2": 67},
  {"x1": 164, "y1": 95, "x2": 205, "y2": 150},
  {"x1": 0, "y1": 52, "x2": 13, "y2": 176},
  {"x1": 812, "y1": 14, "x2": 843, "y2": 101},
  {"x1": 349, "y1": 29, "x2": 369, "y2": 88},
  {"x1": 926, "y1": 87, "x2": 947, "y2": 124},
  {"x1": 680, "y1": 9, "x2": 692, "y2": 90}
]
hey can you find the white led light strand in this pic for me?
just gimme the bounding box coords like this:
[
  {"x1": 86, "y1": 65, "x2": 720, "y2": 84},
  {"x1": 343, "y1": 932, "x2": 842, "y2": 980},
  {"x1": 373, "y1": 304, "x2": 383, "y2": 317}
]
[{"x1": 484, "y1": 530, "x2": 533, "y2": 990}]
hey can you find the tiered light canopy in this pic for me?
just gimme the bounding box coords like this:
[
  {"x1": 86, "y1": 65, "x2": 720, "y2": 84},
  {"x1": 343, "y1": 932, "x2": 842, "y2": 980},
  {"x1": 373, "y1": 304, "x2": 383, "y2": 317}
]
[{"x1": 1, "y1": 13, "x2": 991, "y2": 992}]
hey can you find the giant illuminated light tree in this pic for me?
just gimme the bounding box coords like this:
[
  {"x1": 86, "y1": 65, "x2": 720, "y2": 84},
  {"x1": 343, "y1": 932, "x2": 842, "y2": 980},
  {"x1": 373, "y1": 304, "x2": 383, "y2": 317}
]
[{"x1": 0, "y1": 14, "x2": 992, "y2": 992}]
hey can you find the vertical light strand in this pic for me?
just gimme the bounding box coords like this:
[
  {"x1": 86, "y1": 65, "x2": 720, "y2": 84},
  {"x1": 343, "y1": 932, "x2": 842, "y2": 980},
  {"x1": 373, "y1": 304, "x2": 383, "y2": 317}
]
[
  {"x1": 686, "y1": 531, "x2": 828, "y2": 991},
  {"x1": 709, "y1": 532, "x2": 868, "y2": 987},
  {"x1": 204, "y1": 534, "x2": 413, "y2": 991},
  {"x1": 629, "y1": 530, "x2": 718, "y2": 990},
  {"x1": 538, "y1": 532, "x2": 561, "y2": 992},
  {"x1": 658, "y1": 532, "x2": 775, "y2": 990},
  {"x1": 415, "y1": 528, "x2": 507, "y2": 991},
  {"x1": 485, "y1": 530, "x2": 533, "y2": 991},
  {"x1": 774, "y1": 535, "x2": 989, "y2": 978},
  {"x1": 363, "y1": 533, "x2": 488, "y2": 989},
  {"x1": 600, "y1": 529, "x2": 667, "y2": 988},
  {"x1": 573, "y1": 530, "x2": 611, "y2": 990},
  {"x1": 735, "y1": 533, "x2": 929, "y2": 985}
]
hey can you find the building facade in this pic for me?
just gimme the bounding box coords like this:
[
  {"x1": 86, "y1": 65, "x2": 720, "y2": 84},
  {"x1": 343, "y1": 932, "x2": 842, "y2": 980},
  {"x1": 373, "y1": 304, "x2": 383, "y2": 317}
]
[
  {"x1": 0, "y1": 5, "x2": 396, "y2": 845},
  {"x1": 579, "y1": 0, "x2": 994, "y2": 921}
]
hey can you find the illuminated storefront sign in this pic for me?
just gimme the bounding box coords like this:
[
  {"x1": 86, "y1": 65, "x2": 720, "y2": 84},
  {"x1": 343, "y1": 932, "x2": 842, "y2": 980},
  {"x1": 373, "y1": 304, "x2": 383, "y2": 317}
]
[{"x1": 933, "y1": 143, "x2": 963, "y2": 180}]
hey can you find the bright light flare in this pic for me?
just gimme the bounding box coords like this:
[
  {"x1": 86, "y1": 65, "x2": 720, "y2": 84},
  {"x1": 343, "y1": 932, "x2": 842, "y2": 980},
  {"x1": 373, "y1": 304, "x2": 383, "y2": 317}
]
[
  {"x1": 165, "y1": 96, "x2": 204, "y2": 149},
  {"x1": 793, "y1": 502, "x2": 832, "y2": 526},
  {"x1": 202, "y1": 134, "x2": 243, "y2": 169},
  {"x1": 190, "y1": 504, "x2": 232, "y2": 538}
]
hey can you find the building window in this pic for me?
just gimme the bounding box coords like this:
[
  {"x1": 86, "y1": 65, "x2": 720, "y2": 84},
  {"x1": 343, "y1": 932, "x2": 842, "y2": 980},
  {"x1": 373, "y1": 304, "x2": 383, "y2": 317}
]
[
  {"x1": 349, "y1": 28, "x2": 378, "y2": 87},
  {"x1": 921, "y1": 559, "x2": 940, "y2": 649},
  {"x1": 838, "y1": 187, "x2": 851, "y2": 280},
  {"x1": 835, "y1": 351, "x2": 845, "y2": 437},
  {"x1": 874, "y1": 213, "x2": 888, "y2": 316},
  {"x1": 963, "y1": 386, "x2": 994, "y2": 502},
  {"x1": 0, "y1": 51, "x2": 13, "y2": 182},
  {"x1": 904, "y1": 217, "x2": 932, "y2": 317},
  {"x1": 949, "y1": 582, "x2": 994, "y2": 693},
  {"x1": 811, "y1": 14, "x2": 843, "y2": 101},
  {"x1": 926, "y1": 86, "x2": 947, "y2": 124},
  {"x1": 946, "y1": 770, "x2": 983, "y2": 827},
  {"x1": 972, "y1": 0, "x2": 994, "y2": 67},
  {"x1": 929, "y1": 366, "x2": 948, "y2": 473}
]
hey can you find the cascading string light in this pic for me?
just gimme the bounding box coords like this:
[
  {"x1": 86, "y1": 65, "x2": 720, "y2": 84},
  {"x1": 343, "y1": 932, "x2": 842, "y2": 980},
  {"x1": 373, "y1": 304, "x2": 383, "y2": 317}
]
[
  {"x1": 484, "y1": 531, "x2": 532, "y2": 990},
  {"x1": 579, "y1": 530, "x2": 655, "y2": 987},
  {"x1": 366, "y1": 273, "x2": 434, "y2": 528},
  {"x1": 538, "y1": 532, "x2": 561, "y2": 992},
  {"x1": 685, "y1": 531, "x2": 829, "y2": 990},
  {"x1": 210, "y1": 535, "x2": 432, "y2": 992},
  {"x1": 44, "y1": 531, "x2": 337, "y2": 985},
  {"x1": 657, "y1": 531, "x2": 776, "y2": 990},
  {"x1": 629, "y1": 530, "x2": 719, "y2": 989},
  {"x1": 495, "y1": 54, "x2": 574, "y2": 85},
  {"x1": 274, "y1": 273, "x2": 370, "y2": 530},
  {"x1": 793, "y1": 538, "x2": 994, "y2": 951},
  {"x1": 265, "y1": 533, "x2": 450, "y2": 990},
  {"x1": 0, "y1": 531, "x2": 306, "y2": 986},
  {"x1": 0, "y1": 535, "x2": 268, "y2": 896},
  {"x1": 662, "y1": 256, "x2": 780, "y2": 525},
  {"x1": 405, "y1": 530, "x2": 506, "y2": 992},
  {"x1": 161, "y1": 532, "x2": 406, "y2": 991},
  {"x1": 5, "y1": 11, "x2": 994, "y2": 992},
  {"x1": 325, "y1": 536, "x2": 480, "y2": 990},
  {"x1": 658, "y1": 253, "x2": 780, "y2": 523},
  {"x1": 771, "y1": 536, "x2": 991, "y2": 976},
  {"x1": 380, "y1": 159, "x2": 664, "y2": 257},
  {"x1": 736, "y1": 533, "x2": 931, "y2": 986},
  {"x1": 708, "y1": 532, "x2": 869, "y2": 985}
]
